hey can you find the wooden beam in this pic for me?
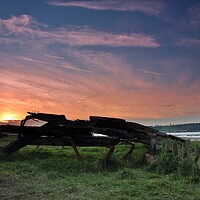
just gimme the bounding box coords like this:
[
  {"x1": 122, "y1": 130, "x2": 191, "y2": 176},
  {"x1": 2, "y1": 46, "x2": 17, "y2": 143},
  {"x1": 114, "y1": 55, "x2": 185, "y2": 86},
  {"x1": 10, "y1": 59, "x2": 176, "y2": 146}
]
[
  {"x1": 122, "y1": 143, "x2": 135, "y2": 160},
  {"x1": 66, "y1": 137, "x2": 82, "y2": 161},
  {"x1": 2, "y1": 134, "x2": 38, "y2": 154},
  {"x1": 105, "y1": 146, "x2": 115, "y2": 166}
]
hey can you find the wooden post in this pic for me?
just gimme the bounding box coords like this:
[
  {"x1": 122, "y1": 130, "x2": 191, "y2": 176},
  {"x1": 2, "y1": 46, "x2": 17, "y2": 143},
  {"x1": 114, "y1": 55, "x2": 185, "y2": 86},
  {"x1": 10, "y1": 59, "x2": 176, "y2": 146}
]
[
  {"x1": 105, "y1": 146, "x2": 115, "y2": 166},
  {"x1": 67, "y1": 137, "x2": 82, "y2": 161},
  {"x1": 195, "y1": 147, "x2": 200, "y2": 162},
  {"x1": 150, "y1": 139, "x2": 156, "y2": 154},
  {"x1": 123, "y1": 143, "x2": 135, "y2": 160},
  {"x1": 172, "y1": 141, "x2": 178, "y2": 155},
  {"x1": 163, "y1": 140, "x2": 169, "y2": 152},
  {"x1": 182, "y1": 142, "x2": 188, "y2": 158}
]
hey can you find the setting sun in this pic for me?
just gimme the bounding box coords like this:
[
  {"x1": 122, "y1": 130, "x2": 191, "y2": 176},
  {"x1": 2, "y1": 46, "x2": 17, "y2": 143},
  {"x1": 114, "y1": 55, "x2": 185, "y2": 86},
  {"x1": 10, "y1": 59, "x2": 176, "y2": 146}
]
[{"x1": 0, "y1": 113, "x2": 18, "y2": 122}]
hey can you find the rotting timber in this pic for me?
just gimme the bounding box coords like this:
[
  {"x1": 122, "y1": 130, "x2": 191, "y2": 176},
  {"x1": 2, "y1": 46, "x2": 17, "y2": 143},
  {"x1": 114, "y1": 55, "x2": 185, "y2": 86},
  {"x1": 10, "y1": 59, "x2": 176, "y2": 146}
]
[{"x1": 0, "y1": 112, "x2": 185, "y2": 161}]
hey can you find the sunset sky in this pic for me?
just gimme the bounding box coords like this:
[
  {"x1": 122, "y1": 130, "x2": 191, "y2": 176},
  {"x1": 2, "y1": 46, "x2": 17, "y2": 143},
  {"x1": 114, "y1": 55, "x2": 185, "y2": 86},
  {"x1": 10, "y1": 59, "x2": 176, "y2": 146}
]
[{"x1": 0, "y1": 0, "x2": 200, "y2": 125}]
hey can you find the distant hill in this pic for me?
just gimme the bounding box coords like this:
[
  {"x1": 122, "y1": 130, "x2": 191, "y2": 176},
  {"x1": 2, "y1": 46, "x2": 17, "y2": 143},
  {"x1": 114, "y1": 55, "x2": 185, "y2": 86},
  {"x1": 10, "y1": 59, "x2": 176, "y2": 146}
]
[{"x1": 152, "y1": 123, "x2": 200, "y2": 133}]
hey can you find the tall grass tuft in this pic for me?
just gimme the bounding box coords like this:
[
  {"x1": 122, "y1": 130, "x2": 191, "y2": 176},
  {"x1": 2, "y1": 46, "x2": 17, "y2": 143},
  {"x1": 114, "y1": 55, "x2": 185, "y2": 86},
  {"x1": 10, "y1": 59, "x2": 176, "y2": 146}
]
[{"x1": 147, "y1": 140, "x2": 200, "y2": 183}]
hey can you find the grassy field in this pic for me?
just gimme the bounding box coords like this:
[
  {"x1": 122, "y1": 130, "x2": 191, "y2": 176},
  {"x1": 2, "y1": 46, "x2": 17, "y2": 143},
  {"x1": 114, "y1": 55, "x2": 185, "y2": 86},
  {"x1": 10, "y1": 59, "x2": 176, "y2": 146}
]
[{"x1": 0, "y1": 136, "x2": 200, "y2": 200}]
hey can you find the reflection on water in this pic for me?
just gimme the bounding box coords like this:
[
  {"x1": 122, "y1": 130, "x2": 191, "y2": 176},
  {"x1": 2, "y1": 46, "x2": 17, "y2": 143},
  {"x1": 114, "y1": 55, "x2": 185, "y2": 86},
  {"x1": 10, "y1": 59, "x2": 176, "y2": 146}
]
[{"x1": 167, "y1": 132, "x2": 200, "y2": 141}]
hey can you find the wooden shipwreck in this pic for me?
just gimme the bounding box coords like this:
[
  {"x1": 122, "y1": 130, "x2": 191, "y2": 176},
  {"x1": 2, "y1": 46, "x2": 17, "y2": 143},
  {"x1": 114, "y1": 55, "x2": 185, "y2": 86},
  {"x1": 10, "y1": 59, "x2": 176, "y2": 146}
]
[{"x1": 0, "y1": 112, "x2": 184, "y2": 161}]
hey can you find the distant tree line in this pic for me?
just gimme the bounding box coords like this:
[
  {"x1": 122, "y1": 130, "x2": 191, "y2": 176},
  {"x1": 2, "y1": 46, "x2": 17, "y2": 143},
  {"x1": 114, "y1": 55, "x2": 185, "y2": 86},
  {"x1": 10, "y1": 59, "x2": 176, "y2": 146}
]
[{"x1": 151, "y1": 123, "x2": 200, "y2": 133}]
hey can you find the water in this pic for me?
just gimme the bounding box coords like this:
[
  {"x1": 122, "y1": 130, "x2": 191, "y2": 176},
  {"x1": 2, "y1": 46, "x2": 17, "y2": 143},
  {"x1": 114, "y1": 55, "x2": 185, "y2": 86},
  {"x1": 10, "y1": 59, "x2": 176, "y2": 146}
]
[{"x1": 167, "y1": 132, "x2": 200, "y2": 141}]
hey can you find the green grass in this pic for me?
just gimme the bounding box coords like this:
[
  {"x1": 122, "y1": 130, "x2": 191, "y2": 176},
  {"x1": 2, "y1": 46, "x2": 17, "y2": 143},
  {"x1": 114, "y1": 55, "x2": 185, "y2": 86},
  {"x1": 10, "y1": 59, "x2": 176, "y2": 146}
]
[{"x1": 0, "y1": 136, "x2": 200, "y2": 200}]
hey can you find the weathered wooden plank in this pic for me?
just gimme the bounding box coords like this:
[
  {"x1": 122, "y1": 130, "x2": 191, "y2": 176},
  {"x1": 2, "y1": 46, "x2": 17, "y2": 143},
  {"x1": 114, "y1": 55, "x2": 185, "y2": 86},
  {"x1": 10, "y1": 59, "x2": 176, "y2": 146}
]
[
  {"x1": 0, "y1": 124, "x2": 93, "y2": 137},
  {"x1": 92, "y1": 127, "x2": 153, "y2": 144},
  {"x1": 90, "y1": 116, "x2": 126, "y2": 130},
  {"x1": 27, "y1": 112, "x2": 67, "y2": 123},
  {"x1": 29, "y1": 136, "x2": 120, "y2": 147},
  {"x1": 2, "y1": 134, "x2": 39, "y2": 154},
  {"x1": 167, "y1": 134, "x2": 185, "y2": 142},
  {"x1": 92, "y1": 127, "x2": 134, "y2": 139}
]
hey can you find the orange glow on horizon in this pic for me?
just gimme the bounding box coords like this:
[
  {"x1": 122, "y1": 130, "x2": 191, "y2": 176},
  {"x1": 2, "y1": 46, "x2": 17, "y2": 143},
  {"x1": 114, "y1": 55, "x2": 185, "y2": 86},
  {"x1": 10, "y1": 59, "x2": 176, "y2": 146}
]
[{"x1": 0, "y1": 112, "x2": 20, "y2": 122}]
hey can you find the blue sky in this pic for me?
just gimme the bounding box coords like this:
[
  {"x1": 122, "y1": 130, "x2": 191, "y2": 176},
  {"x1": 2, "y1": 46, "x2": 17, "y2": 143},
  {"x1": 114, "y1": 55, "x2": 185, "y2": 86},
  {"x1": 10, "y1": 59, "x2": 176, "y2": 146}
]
[{"x1": 0, "y1": 0, "x2": 200, "y2": 125}]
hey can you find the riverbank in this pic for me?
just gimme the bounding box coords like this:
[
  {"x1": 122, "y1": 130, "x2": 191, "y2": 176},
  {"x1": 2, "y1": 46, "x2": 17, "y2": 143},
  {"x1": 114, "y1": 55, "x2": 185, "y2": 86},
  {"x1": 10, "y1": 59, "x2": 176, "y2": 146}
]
[{"x1": 168, "y1": 132, "x2": 200, "y2": 141}]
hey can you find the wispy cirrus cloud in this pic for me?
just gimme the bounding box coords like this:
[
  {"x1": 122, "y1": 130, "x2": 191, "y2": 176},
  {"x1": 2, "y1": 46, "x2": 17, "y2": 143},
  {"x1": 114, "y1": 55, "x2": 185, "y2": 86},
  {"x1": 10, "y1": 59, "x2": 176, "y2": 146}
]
[
  {"x1": 0, "y1": 15, "x2": 160, "y2": 48},
  {"x1": 0, "y1": 14, "x2": 46, "y2": 35},
  {"x1": 178, "y1": 38, "x2": 200, "y2": 48},
  {"x1": 48, "y1": 0, "x2": 165, "y2": 16},
  {"x1": 44, "y1": 54, "x2": 64, "y2": 60},
  {"x1": 188, "y1": 3, "x2": 200, "y2": 26},
  {"x1": 0, "y1": 14, "x2": 32, "y2": 33},
  {"x1": 135, "y1": 68, "x2": 163, "y2": 76},
  {"x1": 14, "y1": 56, "x2": 92, "y2": 73},
  {"x1": 66, "y1": 49, "x2": 166, "y2": 91},
  {"x1": 54, "y1": 28, "x2": 160, "y2": 47}
]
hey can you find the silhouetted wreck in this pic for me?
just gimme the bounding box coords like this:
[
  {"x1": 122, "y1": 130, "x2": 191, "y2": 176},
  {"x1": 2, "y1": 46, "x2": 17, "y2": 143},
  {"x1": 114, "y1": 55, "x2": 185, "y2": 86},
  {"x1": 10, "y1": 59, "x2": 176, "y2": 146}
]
[{"x1": 0, "y1": 112, "x2": 184, "y2": 161}]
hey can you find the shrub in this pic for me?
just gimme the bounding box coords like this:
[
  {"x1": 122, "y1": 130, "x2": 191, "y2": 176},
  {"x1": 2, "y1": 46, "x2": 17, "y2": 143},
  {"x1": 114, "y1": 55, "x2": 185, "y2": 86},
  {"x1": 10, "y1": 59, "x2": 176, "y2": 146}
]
[
  {"x1": 153, "y1": 152, "x2": 179, "y2": 174},
  {"x1": 147, "y1": 141, "x2": 200, "y2": 183}
]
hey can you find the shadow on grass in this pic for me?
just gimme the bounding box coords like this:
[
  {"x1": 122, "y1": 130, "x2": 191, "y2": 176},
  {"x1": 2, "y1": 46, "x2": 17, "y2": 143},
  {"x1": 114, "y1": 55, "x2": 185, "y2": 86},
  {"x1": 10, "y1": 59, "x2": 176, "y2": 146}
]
[{"x1": 0, "y1": 146, "x2": 135, "y2": 178}]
